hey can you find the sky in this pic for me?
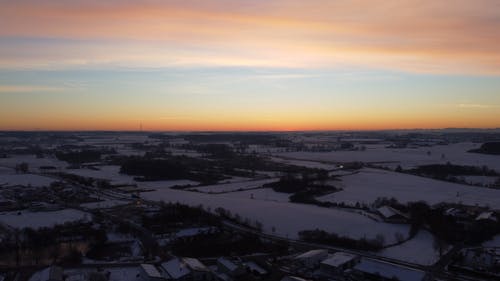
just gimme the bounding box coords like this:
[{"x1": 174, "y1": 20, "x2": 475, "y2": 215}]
[{"x1": 1, "y1": 0, "x2": 499, "y2": 131}]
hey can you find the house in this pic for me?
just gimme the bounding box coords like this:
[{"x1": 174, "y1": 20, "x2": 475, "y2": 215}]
[
  {"x1": 140, "y1": 264, "x2": 165, "y2": 281},
  {"x1": 352, "y1": 258, "x2": 427, "y2": 281},
  {"x1": 216, "y1": 257, "x2": 245, "y2": 277},
  {"x1": 293, "y1": 249, "x2": 328, "y2": 269},
  {"x1": 376, "y1": 206, "x2": 409, "y2": 223},
  {"x1": 161, "y1": 257, "x2": 212, "y2": 281},
  {"x1": 320, "y1": 252, "x2": 360, "y2": 276},
  {"x1": 475, "y1": 211, "x2": 498, "y2": 222}
]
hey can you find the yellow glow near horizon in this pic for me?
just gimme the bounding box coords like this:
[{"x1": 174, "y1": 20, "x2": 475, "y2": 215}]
[{"x1": 0, "y1": 1, "x2": 499, "y2": 131}]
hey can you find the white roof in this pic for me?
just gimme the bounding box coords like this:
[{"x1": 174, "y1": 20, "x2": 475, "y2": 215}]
[
  {"x1": 476, "y1": 211, "x2": 497, "y2": 221},
  {"x1": 161, "y1": 258, "x2": 192, "y2": 279},
  {"x1": 321, "y1": 252, "x2": 358, "y2": 267},
  {"x1": 218, "y1": 257, "x2": 238, "y2": 271},
  {"x1": 295, "y1": 249, "x2": 328, "y2": 259},
  {"x1": 377, "y1": 206, "x2": 408, "y2": 219},
  {"x1": 353, "y1": 259, "x2": 426, "y2": 281},
  {"x1": 377, "y1": 206, "x2": 397, "y2": 218},
  {"x1": 183, "y1": 257, "x2": 209, "y2": 272},
  {"x1": 141, "y1": 264, "x2": 162, "y2": 278}
]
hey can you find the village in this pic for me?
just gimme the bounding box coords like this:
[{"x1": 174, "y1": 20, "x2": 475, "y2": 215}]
[{"x1": 0, "y1": 131, "x2": 499, "y2": 281}]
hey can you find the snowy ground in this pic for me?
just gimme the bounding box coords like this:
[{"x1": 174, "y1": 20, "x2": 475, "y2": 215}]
[
  {"x1": 141, "y1": 187, "x2": 409, "y2": 244},
  {"x1": 274, "y1": 142, "x2": 500, "y2": 171},
  {"x1": 317, "y1": 168, "x2": 500, "y2": 207},
  {"x1": 0, "y1": 173, "x2": 54, "y2": 187},
  {"x1": 0, "y1": 166, "x2": 14, "y2": 175},
  {"x1": 380, "y1": 230, "x2": 445, "y2": 265},
  {"x1": 220, "y1": 188, "x2": 291, "y2": 202},
  {"x1": 0, "y1": 155, "x2": 67, "y2": 171},
  {"x1": 189, "y1": 178, "x2": 277, "y2": 193},
  {"x1": 0, "y1": 209, "x2": 89, "y2": 229}
]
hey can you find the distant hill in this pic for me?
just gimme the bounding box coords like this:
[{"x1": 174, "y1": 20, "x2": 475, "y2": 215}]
[{"x1": 469, "y1": 142, "x2": 500, "y2": 155}]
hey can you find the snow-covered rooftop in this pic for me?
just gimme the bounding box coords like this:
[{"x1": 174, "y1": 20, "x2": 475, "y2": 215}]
[
  {"x1": 377, "y1": 206, "x2": 407, "y2": 219},
  {"x1": 140, "y1": 264, "x2": 162, "y2": 278},
  {"x1": 183, "y1": 257, "x2": 209, "y2": 272},
  {"x1": 476, "y1": 211, "x2": 497, "y2": 221},
  {"x1": 353, "y1": 259, "x2": 426, "y2": 281},
  {"x1": 295, "y1": 249, "x2": 328, "y2": 260},
  {"x1": 321, "y1": 252, "x2": 358, "y2": 268},
  {"x1": 161, "y1": 258, "x2": 191, "y2": 279}
]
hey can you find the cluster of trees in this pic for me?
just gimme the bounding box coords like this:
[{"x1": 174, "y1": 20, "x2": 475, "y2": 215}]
[
  {"x1": 142, "y1": 203, "x2": 221, "y2": 234},
  {"x1": 376, "y1": 198, "x2": 500, "y2": 245},
  {"x1": 0, "y1": 221, "x2": 105, "y2": 267},
  {"x1": 181, "y1": 133, "x2": 280, "y2": 146},
  {"x1": 55, "y1": 172, "x2": 96, "y2": 186},
  {"x1": 120, "y1": 155, "x2": 226, "y2": 184},
  {"x1": 119, "y1": 148, "x2": 328, "y2": 184},
  {"x1": 214, "y1": 207, "x2": 263, "y2": 231},
  {"x1": 55, "y1": 150, "x2": 103, "y2": 164},
  {"x1": 15, "y1": 162, "x2": 29, "y2": 173},
  {"x1": 263, "y1": 171, "x2": 340, "y2": 206},
  {"x1": 469, "y1": 142, "x2": 500, "y2": 155},
  {"x1": 410, "y1": 163, "x2": 498, "y2": 178},
  {"x1": 298, "y1": 229, "x2": 385, "y2": 251},
  {"x1": 171, "y1": 231, "x2": 288, "y2": 257}
]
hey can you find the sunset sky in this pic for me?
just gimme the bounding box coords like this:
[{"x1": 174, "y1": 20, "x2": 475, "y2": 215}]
[{"x1": 1, "y1": 0, "x2": 499, "y2": 131}]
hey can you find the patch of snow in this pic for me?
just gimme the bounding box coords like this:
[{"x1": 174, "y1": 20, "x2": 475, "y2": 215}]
[
  {"x1": 318, "y1": 168, "x2": 500, "y2": 207},
  {"x1": 380, "y1": 230, "x2": 445, "y2": 265},
  {"x1": 141, "y1": 187, "x2": 409, "y2": 244}
]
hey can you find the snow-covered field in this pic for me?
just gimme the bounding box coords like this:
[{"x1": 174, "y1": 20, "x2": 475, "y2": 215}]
[
  {"x1": 141, "y1": 188, "x2": 409, "y2": 244},
  {"x1": 189, "y1": 178, "x2": 277, "y2": 193},
  {"x1": 274, "y1": 142, "x2": 500, "y2": 171},
  {"x1": 0, "y1": 209, "x2": 89, "y2": 229},
  {"x1": 0, "y1": 173, "x2": 54, "y2": 187},
  {"x1": 380, "y1": 230, "x2": 444, "y2": 265},
  {"x1": 318, "y1": 168, "x2": 500, "y2": 207},
  {"x1": 0, "y1": 166, "x2": 14, "y2": 175},
  {"x1": 0, "y1": 155, "x2": 67, "y2": 170},
  {"x1": 221, "y1": 188, "x2": 291, "y2": 202}
]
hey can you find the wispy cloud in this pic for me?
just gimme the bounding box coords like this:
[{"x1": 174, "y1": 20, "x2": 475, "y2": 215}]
[
  {"x1": 0, "y1": 85, "x2": 66, "y2": 93},
  {"x1": 0, "y1": 1, "x2": 499, "y2": 74},
  {"x1": 457, "y1": 103, "x2": 499, "y2": 109}
]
